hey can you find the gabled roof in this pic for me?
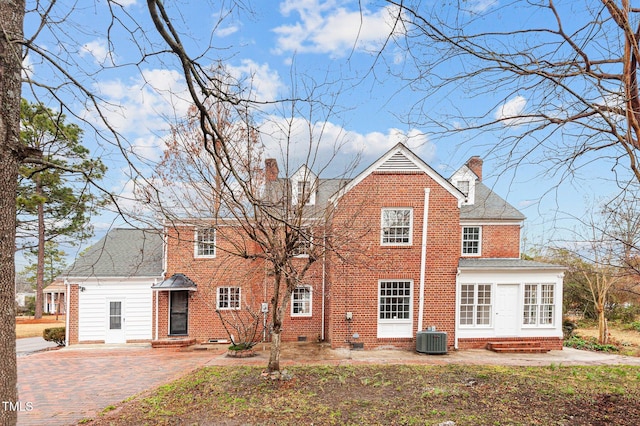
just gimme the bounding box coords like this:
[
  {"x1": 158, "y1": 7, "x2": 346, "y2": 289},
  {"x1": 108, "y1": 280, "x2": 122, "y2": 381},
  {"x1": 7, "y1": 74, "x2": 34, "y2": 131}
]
[
  {"x1": 329, "y1": 143, "x2": 465, "y2": 205},
  {"x1": 60, "y1": 228, "x2": 164, "y2": 279},
  {"x1": 461, "y1": 182, "x2": 525, "y2": 222}
]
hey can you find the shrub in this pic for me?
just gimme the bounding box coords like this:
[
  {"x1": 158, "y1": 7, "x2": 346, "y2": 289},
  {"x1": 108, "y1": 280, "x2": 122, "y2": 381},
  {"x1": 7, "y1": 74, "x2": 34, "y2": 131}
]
[
  {"x1": 564, "y1": 335, "x2": 619, "y2": 353},
  {"x1": 562, "y1": 318, "x2": 577, "y2": 339},
  {"x1": 43, "y1": 327, "x2": 65, "y2": 346}
]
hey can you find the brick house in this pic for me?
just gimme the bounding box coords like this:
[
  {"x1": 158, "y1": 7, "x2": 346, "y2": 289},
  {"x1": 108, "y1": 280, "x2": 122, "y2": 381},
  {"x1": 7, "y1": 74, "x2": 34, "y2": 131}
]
[{"x1": 151, "y1": 143, "x2": 565, "y2": 351}]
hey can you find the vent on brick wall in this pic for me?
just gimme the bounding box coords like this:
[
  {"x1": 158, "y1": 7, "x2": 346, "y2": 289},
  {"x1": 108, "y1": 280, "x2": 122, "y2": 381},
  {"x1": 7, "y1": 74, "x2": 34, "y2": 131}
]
[{"x1": 377, "y1": 152, "x2": 420, "y2": 172}]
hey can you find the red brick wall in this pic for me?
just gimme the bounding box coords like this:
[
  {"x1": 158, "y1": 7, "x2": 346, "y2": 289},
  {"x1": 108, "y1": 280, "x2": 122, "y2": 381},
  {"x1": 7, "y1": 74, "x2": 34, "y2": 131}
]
[
  {"x1": 160, "y1": 225, "x2": 325, "y2": 344},
  {"x1": 478, "y1": 225, "x2": 521, "y2": 258},
  {"x1": 67, "y1": 284, "x2": 79, "y2": 345},
  {"x1": 458, "y1": 337, "x2": 563, "y2": 351},
  {"x1": 327, "y1": 172, "x2": 460, "y2": 349}
]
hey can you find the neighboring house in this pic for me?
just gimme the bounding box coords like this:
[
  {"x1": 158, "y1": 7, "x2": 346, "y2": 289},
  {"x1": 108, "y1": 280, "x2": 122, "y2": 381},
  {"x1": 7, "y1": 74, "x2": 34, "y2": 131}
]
[
  {"x1": 43, "y1": 282, "x2": 65, "y2": 314},
  {"x1": 154, "y1": 143, "x2": 565, "y2": 351},
  {"x1": 63, "y1": 228, "x2": 163, "y2": 345}
]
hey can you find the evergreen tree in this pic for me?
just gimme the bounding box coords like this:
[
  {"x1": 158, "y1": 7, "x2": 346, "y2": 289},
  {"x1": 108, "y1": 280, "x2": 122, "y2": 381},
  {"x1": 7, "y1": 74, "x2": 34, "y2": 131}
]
[{"x1": 17, "y1": 99, "x2": 107, "y2": 319}]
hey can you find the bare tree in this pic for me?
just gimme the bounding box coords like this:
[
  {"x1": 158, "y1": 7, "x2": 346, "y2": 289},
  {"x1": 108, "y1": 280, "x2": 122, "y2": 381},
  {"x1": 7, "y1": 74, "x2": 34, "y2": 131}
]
[
  {"x1": 550, "y1": 194, "x2": 640, "y2": 343},
  {"x1": 379, "y1": 0, "x2": 640, "y2": 188},
  {"x1": 138, "y1": 77, "x2": 364, "y2": 373}
]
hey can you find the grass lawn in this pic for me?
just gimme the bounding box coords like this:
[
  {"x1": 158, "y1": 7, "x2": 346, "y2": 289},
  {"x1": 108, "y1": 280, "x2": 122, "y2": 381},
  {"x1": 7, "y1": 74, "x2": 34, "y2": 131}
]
[
  {"x1": 82, "y1": 364, "x2": 640, "y2": 425},
  {"x1": 16, "y1": 315, "x2": 65, "y2": 339}
]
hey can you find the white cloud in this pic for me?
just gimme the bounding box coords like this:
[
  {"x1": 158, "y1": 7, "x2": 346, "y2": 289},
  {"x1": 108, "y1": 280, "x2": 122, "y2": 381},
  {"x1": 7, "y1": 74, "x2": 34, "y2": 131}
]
[
  {"x1": 464, "y1": 0, "x2": 499, "y2": 14},
  {"x1": 258, "y1": 115, "x2": 435, "y2": 175},
  {"x1": 227, "y1": 60, "x2": 285, "y2": 102},
  {"x1": 89, "y1": 68, "x2": 190, "y2": 137},
  {"x1": 80, "y1": 39, "x2": 114, "y2": 66},
  {"x1": 273, "y1": 1, "x2": 404, "y2": 57},
  {"x1": 494, "y1": 95, "x2": 528, "y2": 126}
]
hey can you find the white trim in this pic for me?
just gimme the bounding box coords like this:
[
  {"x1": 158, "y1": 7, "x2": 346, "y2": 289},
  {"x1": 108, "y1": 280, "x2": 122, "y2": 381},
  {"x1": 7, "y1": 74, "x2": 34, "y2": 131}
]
[
  {"x1": 418, "y1": 188, "x2": 430, "y2": 331},
  {"x1": 291, "y1": 285, "x2": 313, "y2": 317},
  {"x1": 460, "y1": 219, "x2": 523, "y2": 226},
  {"x1": 216, "y1": 286, "x2": 242, "y2": 310},
  {"x1": 329, "y1": 143, "x2": 465, "y2": 206},
  {"x1": 194, "y1": 228, "x2": 216, "y2": 258},
  {"x1": 461, "y1": 225, "x2": 482, "y2": 257},
  {"x1": 377, "y1": 279, "x2": 413, "y2": 338},
  {"x1": 380, "y1": 207, "x2": 414, "y2": 246}
]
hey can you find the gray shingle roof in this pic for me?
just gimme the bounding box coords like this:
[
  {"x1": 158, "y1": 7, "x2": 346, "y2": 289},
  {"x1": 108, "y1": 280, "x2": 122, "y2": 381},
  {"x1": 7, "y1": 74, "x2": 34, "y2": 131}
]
[
  {"x1": 461, "y1": 182, "x2": 525, "y2": 221},
  {"x1": 459, "y1": 258, "x2": 565, "y2": 270},
  {"x1": 60, "y1": 228, "x2": 164, "y2": 278}
]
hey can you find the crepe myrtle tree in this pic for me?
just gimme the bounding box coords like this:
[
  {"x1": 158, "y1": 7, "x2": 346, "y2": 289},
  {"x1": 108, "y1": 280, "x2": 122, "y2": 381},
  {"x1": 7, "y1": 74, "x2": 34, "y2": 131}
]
[
  {"x1": 547, "y1": 193, "x2": 640, "y2": 344},
  {"x1": 379, "y1": 0, "x2": 640, "y2": 189}
]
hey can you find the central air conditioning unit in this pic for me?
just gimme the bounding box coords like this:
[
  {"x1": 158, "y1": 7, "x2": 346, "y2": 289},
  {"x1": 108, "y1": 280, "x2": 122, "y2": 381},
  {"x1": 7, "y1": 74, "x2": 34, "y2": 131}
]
[{"x1": 416, "y1": 330, "x2": 448, "y2": 354}]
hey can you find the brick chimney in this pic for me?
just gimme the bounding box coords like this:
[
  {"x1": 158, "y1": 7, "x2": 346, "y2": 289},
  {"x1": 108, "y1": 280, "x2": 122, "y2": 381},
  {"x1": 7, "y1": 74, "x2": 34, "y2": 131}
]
[
  {"x1": 265, "y1": 158, "x2": 279, "y2": 182},
  {"x1": 467, "y1": 156, "x2": 483, "y2": 181}
]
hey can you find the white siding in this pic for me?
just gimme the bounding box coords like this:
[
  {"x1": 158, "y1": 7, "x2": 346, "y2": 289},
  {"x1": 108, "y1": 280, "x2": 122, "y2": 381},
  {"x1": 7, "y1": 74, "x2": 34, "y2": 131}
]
[
  {"x1": 455, "y1": 269, "x2": 564, "y2": 342},
  {"x1": 77, "y1": 279, "x2": 155, "y2": 342}
]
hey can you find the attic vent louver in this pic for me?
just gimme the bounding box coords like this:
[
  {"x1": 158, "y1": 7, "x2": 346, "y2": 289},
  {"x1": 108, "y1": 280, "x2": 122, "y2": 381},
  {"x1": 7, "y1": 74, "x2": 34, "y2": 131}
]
[{"x1": 377, "y1": 151, "x2": 420, "y2": 172}]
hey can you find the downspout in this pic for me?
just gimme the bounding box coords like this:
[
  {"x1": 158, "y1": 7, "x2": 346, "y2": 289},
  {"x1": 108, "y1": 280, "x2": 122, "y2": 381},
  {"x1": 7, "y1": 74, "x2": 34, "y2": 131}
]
[
  {"x1": 153, "y1": 283, "x2": 158, "y2": 341},
  {"x1": 157, "y1": 226, "x2": 168, "y2": 341},
  {"x1": 321, "y1": 230, "x2": 326, "y2": 341},
  {"x1": 417, "y1": 188, "x2": 430, "y2": 332},
  {"x1": 64, "y1": 279, "x2": 70, "y2": 347},
  {"x1": 455, "y1": 268, "x2": 460, "y2": 349}
]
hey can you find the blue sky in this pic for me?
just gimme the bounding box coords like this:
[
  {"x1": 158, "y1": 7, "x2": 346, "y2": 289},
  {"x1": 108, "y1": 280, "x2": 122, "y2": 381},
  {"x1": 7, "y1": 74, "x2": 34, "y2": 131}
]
[{"x1": 17, "y1": 0, "x2": 632, "y2": 268}]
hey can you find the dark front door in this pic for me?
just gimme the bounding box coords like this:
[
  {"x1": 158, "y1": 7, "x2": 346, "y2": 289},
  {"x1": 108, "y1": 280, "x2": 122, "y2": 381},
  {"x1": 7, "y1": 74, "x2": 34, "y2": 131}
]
[{"x1": 169, "y1": 291, "x2": 188, "y2": 335}]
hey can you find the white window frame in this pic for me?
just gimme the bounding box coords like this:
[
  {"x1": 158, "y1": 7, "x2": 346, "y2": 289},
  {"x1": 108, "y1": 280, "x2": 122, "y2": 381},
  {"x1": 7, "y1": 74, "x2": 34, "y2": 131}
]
[
  {"x1": 195, "y1": 228, "x2": 216, "y2": 258},
  {"x1": 217, "y1": 287, "x2": 241, "y2": 310},
  {"x1": 292, "y1": 227, "x2": 312, "y2": 258},
  {"x1": 457, "y1": 180, "x2": 470, "y2": 196},
  {"x1": 523, "y1": 283, "x2": 555, "y2": 327},
  {"x1": 296, "y1": 180, "x2": 316, "y2": 206},
  {"x1": 381, "y1": 208, "x2": 413, "y2": 246},
  {"x1": 377, "y1": 280, "x2": 413, "y2": 338},
  {"x1": 291, "y1": 286, "x2": 312, "y2": 317},
  {"x1": 461, "y1": 226, "x2": 482, "y2": 256},
  {"x1": 459, "y1": 283, "x2": 492, "y2": 327}
]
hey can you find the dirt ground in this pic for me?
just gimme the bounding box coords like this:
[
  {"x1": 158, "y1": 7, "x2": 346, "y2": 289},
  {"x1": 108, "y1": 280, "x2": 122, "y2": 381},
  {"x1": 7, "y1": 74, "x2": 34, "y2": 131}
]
[
  {"x1": 16, "y1": 315, "x2": 65, "y2": 338},
  {"x1": 575, "y1": 324, "x2": 640, "y2": 356},
  {"x1": 83, "y1": 363, "x2": 640, "y2": 425}
]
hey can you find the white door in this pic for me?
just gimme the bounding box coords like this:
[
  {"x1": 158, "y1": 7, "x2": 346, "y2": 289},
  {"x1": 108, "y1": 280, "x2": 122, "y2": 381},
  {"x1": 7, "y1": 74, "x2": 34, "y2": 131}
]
[
  {"x1": 495, "y1": 284, "x2": 519, "y2": 336},
  {"x1": 105, "y1": 299, "x2": 126, "y2": 343}
]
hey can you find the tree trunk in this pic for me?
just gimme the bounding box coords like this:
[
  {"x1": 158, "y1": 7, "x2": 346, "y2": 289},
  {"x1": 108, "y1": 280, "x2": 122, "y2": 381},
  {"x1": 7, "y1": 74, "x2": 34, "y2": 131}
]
[
  {"x1": 268, "y1": 328, "x2": 281, "y2": 373},
  {"x1": 597, "y1": 301, "x2": 608, "y2": 345},
  {"x1": 34, "y1": 178, "x2": 44, "y2": 319},
  {"x1": 0, "y1": 2, "x2": 26, "y2": 424}
]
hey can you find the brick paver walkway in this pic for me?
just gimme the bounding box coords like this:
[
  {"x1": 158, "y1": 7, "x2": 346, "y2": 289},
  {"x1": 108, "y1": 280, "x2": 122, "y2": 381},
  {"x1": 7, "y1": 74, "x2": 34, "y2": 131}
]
[{"x1": 17, "y1": 345, "x2": 221, "y2": 426}]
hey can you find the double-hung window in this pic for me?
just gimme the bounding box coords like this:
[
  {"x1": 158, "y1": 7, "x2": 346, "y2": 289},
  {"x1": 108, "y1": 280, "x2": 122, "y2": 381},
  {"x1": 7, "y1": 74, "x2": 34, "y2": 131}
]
[
  {"x1": 378, "y1": 280, "x2": 413, "y2": 338},
  {"x1": 523, "y1": 283, "x2": 555, "y2": 326},
  {"x1": 459, "y1": 283, "x2": 492, "y2": 326},
  {"x1": 291, "y1": 286, "x2": 312, "y2": 316},
  {"x1": 381, "y1": 208, "x2": 413, "y2": 245},
  {"x1": 462, "y1": 226, "x2": 481, "y2": 255},
  {"x1": 292, "y1": 227, "x2": 312, "y2": 257},
  {"x1": 379, "y1": 281, "x2": 411, "y2": 320},
  {"x1": 217, "y1": 287, "x2": 241, "y2": 310},
  {"x1": 195, "y1": 228, "x2": 216, "y2": 258}
]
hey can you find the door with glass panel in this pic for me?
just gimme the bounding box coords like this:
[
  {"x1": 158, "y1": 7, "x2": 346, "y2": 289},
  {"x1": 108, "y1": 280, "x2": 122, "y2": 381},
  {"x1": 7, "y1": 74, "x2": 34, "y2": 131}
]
[{"x1": 105, "y1": 299, "x2": 126, "y2": 343}]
